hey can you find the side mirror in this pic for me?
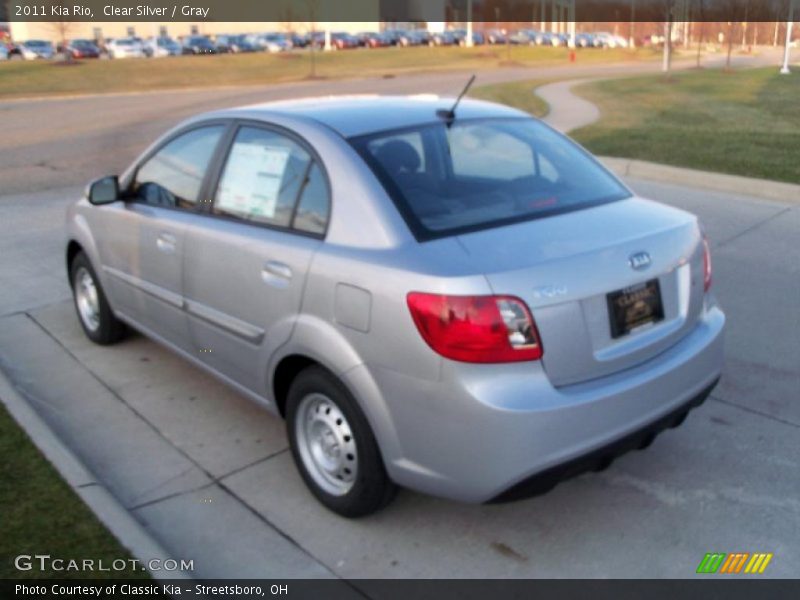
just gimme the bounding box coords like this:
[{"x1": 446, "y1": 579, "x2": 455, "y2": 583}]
[{"x1": 87, "y1": 176, "x2": 120, "y2": 205}]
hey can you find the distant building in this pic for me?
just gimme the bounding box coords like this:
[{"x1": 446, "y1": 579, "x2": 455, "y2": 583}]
[{"x1": 7, "y1": 21, "x2": 381, "y2": 43}]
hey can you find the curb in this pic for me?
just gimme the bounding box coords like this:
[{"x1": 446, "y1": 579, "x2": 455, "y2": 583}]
[
  {"x1": 0, "y1": 366, "x2": 191, "y2": 581},
  {"x1": 599, "y1": 157, "x2": 800, "y2": 205}
]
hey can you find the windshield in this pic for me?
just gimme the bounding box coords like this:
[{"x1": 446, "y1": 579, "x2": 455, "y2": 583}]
[
  {"x1": 26, "y1": 40, "x2": 49, "y2": 47},
  {"x1": 351, "y1": 118, "x2": 632, "y2": 240}
]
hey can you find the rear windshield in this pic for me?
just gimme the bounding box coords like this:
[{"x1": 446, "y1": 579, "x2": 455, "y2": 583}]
[{"x1": 351, "y1": 117, "x2": 631, "y2": 240}]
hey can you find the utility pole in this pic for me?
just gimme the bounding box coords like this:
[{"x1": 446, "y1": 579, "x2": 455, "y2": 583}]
[{"x1": 780, "y1": 0, "x2": 795, "y2": 74}]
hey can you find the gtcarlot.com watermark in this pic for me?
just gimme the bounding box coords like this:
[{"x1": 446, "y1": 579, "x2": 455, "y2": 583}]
[{"x1": 15, "y1": 554, "x2": 194, "y2": 573}]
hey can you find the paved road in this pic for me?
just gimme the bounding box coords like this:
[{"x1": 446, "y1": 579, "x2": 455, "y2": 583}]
[
  {"x1": 0, "y1": 50, "x2": 778, "y2": 196},
  {"x1": 1, "y1": 52, "x2": 797, "y2": 580}
]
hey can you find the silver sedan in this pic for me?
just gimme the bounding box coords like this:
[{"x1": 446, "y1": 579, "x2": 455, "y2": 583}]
[{"x1": 65, "y1": 96, "x2": 725, "y2": 516}]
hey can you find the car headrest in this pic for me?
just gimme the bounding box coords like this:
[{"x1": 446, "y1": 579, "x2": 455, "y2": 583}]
[{"x1": 374, "y1": 140, "x2": 421, "y2": 176}]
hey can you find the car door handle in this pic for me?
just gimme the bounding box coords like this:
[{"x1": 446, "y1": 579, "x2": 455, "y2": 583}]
[
  {"x1": 261, "y1": 261, "x2": 292, "y2": 288},
  {"x1": 156, "y1": 233, "x2": 177, "y2": 253}
]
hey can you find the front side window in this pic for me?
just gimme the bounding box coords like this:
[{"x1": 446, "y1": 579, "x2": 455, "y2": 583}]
[
  {"x1": 213, "y1": 126, "x2": 329, "y2": 233},
  {"x1": 132, "y1": 126, "x2": 224, "y2": 209},
  {"x1": 352, "y1": 118, "x2": 631, "y2": 240}
]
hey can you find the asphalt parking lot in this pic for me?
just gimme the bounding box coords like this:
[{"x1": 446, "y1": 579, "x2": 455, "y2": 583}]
[{"x1": 0, "y1": 65, "x2": 797, "y2": 579}]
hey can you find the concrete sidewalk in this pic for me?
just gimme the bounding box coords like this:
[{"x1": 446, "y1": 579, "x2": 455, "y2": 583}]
[{"x1": 1, "y1": 179, "x2": 797, "y2": 579}]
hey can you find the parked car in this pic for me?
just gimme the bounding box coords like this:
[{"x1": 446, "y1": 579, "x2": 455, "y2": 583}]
[
  {"x1": 145, "y1": 36, "x2": 182, "y2": 57},
  {"x1": 106, "y1": 37, "x2": 146, "y2": 59},
  {"x1": 62, "y1": 39, "x2": 101, "y2": 59},
  {"x1": 509, "y1": 29, "x2": 538, "y2": 45},
  {"x1": 214, "y1": 34, "x2": 257, "y2": 53},
  {"x1": 408, "y1": 30, "x2": 433, "y2": 46},
  {"x1": 485, "y1": 29, "x2": 507, "y2": 44},
  {"x1": 451, "y1": 29, "x2": 485, "y2": 46},
  {"x1": 429, "y1": 31, "x2": 457, "y2": 46},
  {"x1": 533, "y1": 31, "x2": 557, "y2": 46},
  {"x1": 331, "y1": 32, "x2": 360, "y2": 50},
  {"x1": 594, "y1": 32, "x2": 628, "y2": 48},
  {"x1": 552, "y1": 33, "x2": 570, "y2": 47},
  {"x1": 384, "y1": 29, "x2": 414, "y2": 47},
  {"x1": 575, "y1": 32, "x2": 597, "y2": 48},
  {"x1": 18, "y1": 40, "x2": 54, "y2": 60},
  {"x1": 290, "y1": 33, "x2": 309, "y2": 48},
  {"x1": 357, "y1": 31, "x2": 391, "y2": 48},
  {"x1": 181, "y1": 35, "x2": 217, "y2": 55},
  {"x1": 66, "y1": 96, "x2": 724, "y2": 517},
  {"x1": 252, "y1": 33, "x2": 291, "y2": 53}
]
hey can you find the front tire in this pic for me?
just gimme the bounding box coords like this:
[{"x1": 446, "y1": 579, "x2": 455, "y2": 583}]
[
  {"x1": 286, "y1": 366, "x2": 396, "y2": 517},
  {"x1": 69, "y1": 251, "x2": 126, "y2": 345}
]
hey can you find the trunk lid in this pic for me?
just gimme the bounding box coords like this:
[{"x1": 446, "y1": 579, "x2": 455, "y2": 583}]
[{"x1": 456, "y1": 197, "x2": 706, "y2": 386}]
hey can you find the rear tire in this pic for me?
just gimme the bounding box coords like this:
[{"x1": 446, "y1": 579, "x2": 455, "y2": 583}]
[
  {"x1": 69, "y1": 251, "x2": 126, "y2": 345},
  {"x1": 286, "y1": 366, "x2": 397, "y2": 517}
]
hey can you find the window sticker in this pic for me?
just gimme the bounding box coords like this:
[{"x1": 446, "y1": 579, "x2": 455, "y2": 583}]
[{"x1": 217, "y1": 143, "x2": 291, "y2": 219}]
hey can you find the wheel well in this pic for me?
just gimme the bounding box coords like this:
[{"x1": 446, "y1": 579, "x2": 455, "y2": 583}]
[
  {"x1": 66, "y1": 240, "x2": 83, "y2": 276},
  {"x1": 272, "y1": 355, "x2": 318, "y2": 418}
]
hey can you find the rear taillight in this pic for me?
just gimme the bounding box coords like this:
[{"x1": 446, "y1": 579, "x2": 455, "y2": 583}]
[
  {"x1": 406, "y1": 293, "x2": 543, "y2": 363},
  {"x1": 702, "y1": 235, "x2": 712, "y2": 292}
]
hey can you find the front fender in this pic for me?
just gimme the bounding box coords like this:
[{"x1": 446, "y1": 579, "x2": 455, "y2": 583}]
[{"x1": 66, "y1": 199, "x2": 103, "y2": 281}]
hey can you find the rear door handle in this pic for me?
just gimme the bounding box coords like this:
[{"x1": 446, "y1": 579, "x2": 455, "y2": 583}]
[
  {"x1": 156, "y1": 233, "x2": 177, "y2": 254},
  {"x1": 261, "y1": 260, "x2": 292, "y2": 288}
]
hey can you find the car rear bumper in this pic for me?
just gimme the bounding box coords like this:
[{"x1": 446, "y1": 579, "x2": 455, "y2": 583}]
[
  {"x1": 363, "y1": 304, "x2": 725, "y2": 503},
  {"x1": 488, "y1": 376, "x2": 718, "y2": 503}
]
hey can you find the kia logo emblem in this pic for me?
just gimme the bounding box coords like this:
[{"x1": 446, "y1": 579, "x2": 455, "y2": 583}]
[{"x1": 629, "y1": 251, "x2": 652, "y2": 270}]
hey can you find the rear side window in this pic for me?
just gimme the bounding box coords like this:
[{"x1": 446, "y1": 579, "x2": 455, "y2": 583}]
[
  {"x1": 213, "y1": 126, "x2": 329, "y2": 234},
  {"x1": 132, "y1": 126, "x2": 224, "y2": 209},
  {"x1": 351, "y1": 118, "x2": 631, "y2": 240},
  {"x1": 292, "y1": 163, "x2": 329, "y2": 235}
]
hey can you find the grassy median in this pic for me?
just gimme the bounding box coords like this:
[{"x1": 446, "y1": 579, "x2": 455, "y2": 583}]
[
  {"x1": 0, "y1": 45, "x2": 655, "y2": 100},
  {"x1": 571, "y1": 67, "x2": 800, "y2": 184},
  {"x1": 0, "y1": 402, "x2": 146, "y2": 579}
]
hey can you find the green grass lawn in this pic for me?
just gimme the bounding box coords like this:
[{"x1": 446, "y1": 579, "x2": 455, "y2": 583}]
[
  {"x1": 471, "y1": 79, "x2": 550, "y2": 118},
  {"x1": 0, "y1": 46, "x2": 655, "y2": 99},
  {"x1": 571, "y1": 67, "x2": 800, "y2": 184},
  {"x1": 0, "y1": 402, "x2": 147, "y2": 579}
]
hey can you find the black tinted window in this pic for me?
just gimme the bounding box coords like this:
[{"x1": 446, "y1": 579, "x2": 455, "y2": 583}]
[
  {"x1": 352, "y1": 118, "x2": 631, "y2": 240},
  {"x1": 293, "y1": 163, "x2": 329, "y2": 235},
  {"x1": 213, "y1": 127, "x2": 312, "y2": 228},
  {"x1": 133, "y1": 126, "x2": 224, "y2": 209}
]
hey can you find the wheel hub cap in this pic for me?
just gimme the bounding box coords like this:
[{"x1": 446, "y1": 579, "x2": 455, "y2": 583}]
[
  {"x1": 74, "y1": 267, "x2": 100, "y2": 332},
  {"x1": 295, "y1": 393, "x2": 358, "y2": 496}
]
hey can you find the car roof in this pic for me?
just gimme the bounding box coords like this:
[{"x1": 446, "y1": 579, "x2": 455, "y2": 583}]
[{"x1": 220, "y1": 95, "x2": 530, "y2": 138}]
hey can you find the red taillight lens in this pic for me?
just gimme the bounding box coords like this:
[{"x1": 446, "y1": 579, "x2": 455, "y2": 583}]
[
  {"x1": 406, "y1": 293, "x2": 543, "y2": 363},
  {"x1": 702, "y1": 236, "x2": 712, "y2": 292}
]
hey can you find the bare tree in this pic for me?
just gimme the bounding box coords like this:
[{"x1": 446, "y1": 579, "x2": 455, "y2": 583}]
[
  {"x1": 662, "y1": 0, "x2": 676, "y2": 74},
  {"x1": 280, "y1": 3, "x2": 296, "y2": 36},
  {"x1": 695, "y1": 0, "x2": 706, "y2": 67},
  {"x1": 48, "y1": 1, "x2": 77, "y2": 63},
  {"x1": 725, "y1": 21, "x2": 736, "y2": 68},
  {"x1": 305, "y1": 0, "x2": 319, "y2": 79}
]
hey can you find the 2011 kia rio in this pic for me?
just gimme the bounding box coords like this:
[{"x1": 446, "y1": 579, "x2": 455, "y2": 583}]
[{"x1": 65, "y1": 95, "x2": 725, "y2": 517}]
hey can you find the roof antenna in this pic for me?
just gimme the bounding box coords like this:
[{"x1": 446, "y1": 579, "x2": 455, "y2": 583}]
[{"x1": 437, "y1": 74, "x2": 476, "y2": 126}]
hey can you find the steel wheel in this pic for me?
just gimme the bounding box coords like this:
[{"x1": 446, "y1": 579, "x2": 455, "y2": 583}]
[
  {"x1": 294, "y1": 392, "x2": 359, "y2": 496},
  {"x1": 74, "y1": 266, "x2": 100, "y2": 332}
]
